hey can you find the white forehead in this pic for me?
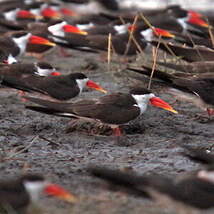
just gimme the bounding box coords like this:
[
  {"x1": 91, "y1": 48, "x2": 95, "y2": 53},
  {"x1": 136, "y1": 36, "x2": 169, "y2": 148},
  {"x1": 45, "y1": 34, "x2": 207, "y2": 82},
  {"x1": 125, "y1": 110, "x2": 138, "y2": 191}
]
[
  {"x1": 12, "y1": 33, "x2": 31, "y2": 43},
  {"x1": 35, "y1": 65, "x2": 55, "y2": 76},
  {"x1": 76, "y1": 78, "x2": 89, "y2": 93},
  {"x1": 24, "y1": 180, "x2": 47, "y2": 201},
  {"x1": 30, "y1": 8, "x2": 41, "y2": 16},
  {"x1": 24, "y1": 181, "x2": 46, "y2": 191},
  {"x1": 140, "y1": 28, "x2": 153, "y2": 41},
  {"x1": 48, "y1": 21, "x2": 67, "y2": 36},
  {"x1": 132, "y1": 93, "x2": 155, "y2": 114},
  {"x1": 3, "y1": 8, "x2": 20, "y2": 21},
  {"x1": 7, "y1": 54, "x2": 17, "y2": 64},
  {"x1": 177, "y1": 17, "x2": 188, "y2": 30},
  {"x1": 76, "y1": 23, "x2": 94, "y2": 30},
  {"x1": 132, "y1": 93, "x2": 155, "y2": 103},
  {"x1": 12, "y1": 33, "x2": 31, "y2": 55},
  {"x1": 114, "y1": 23, "x2": 130, "y2": 34}
]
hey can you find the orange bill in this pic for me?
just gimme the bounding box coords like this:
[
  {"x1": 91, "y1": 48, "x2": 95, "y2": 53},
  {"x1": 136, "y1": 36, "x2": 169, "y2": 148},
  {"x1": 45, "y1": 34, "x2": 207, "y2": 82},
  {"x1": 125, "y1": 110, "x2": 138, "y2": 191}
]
[
  {"x1": 29, "y1": 35, "x2": 56, "y2": 46},
  {"x1": 44, "y1": 183, "x2": 77, "y2": 203},
  {"x1": 188, "y1": 10, "x2": 203, "y2": 18},
  {"x1": 17, "y1": 10, "x2": 43, "y2": 19},
  {"x1": 153, "y1": 28, "x2": 175, "y2": 38},
  {"x1": 60, "y1": 8, "x2": 77, "y2": 16},
  {"x1": 51, "y1": 71, "x2": 61, "y2": 76},
  {"x1": 86, "y1": 80, "x2": 107, "y2": 93},
  {"x1": 128, "y1": 24, "x2": 137, "y2": 33},
  {"x1": 187, "y1": 16, "x2": 209, "y2": 28},
  {"x1": 41, "y1": 8, "x2": 61, "y2": 19},
  {"x1": 63, "y1": 24, "x2": 88, "y2": 35},
  {"x1": 150, "y1": 97, "x2": 178, "y2": 114}
]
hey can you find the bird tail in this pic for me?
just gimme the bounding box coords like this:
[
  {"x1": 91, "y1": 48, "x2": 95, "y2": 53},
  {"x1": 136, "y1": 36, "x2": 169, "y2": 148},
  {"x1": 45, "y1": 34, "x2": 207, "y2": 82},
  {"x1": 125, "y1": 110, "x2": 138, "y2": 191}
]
[
  {"x1": 127, "y1": 65, "x2": 174, "y2": 84},
  {"x1": 89, "y1": 166, "x2": 144, "y2": 186},
  {"x1": 24, "y1": 96, "x2": 77, "y2": 118}
]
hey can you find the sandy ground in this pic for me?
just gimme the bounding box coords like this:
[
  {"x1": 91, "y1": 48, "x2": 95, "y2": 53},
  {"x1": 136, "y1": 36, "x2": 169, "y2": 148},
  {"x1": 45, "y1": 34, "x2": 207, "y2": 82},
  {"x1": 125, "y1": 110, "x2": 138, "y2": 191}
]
[{"x1": 0, "y1": 46, "x2": 214, "y2": 214}]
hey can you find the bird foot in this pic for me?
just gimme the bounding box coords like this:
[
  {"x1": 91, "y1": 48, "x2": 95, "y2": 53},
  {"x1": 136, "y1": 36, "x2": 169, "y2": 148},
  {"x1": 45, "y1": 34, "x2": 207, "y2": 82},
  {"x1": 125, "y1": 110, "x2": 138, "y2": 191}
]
[
  {"x1": 112, "y1": 127, "x2": 123, "y2": 136},
  {"x1": 207, "y1": 108, "x2": 214, "y2": 117},
  {"x1": 18, "y1": 91, "x2": 27, "y2": 102}
]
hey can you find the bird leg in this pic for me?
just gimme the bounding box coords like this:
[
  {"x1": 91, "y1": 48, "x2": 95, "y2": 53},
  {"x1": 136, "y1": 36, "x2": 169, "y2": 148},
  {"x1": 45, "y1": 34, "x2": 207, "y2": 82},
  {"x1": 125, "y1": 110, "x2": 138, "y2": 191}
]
[
  {"x1": 194, "y1": 109, "x2": 214, "y2": 123},
  {"x1": 207, "y1": 108, "x2": 214, "y2": 117},
  {"x1": 17, "y1": 90, "x2": 27, "y2": 102},
  {"x1": 112, "y1": 126, "x2": 122, "y2": 136}
]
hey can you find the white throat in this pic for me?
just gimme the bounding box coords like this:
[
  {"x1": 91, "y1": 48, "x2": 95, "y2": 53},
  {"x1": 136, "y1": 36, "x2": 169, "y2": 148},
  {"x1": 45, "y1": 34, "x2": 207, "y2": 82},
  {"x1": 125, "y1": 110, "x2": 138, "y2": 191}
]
[
  {"x1": 76, "y1": 23, "x2": 94, "y2": 30},
  {"x1": 3, "y1": 9, "x2": 19, "y2": 21},
  {"x1": 76, "y1": 78, "x2": 89, "y2": 94},
  {"x1": 140, "y1": 28, "x2": 153, "y2": 41},
  {"x1": 30, "y1": 8, "x2": 41, "y2": 16},
  {"x1": 7, "y1": 54, "x2": 17, "y2": 64},
  {"x1": 177, "y1": 17, "x2": 188, "y2": 31},
  {"x1": 24, "y1": 181, "x2": 47, "y2": 202},
  {"x1": 12, "y1": 33, "x2": 31, "y2": 55},
  {"x1": 132, "y1": 93, "x2": 155, "y2": 114},
  {"x1": 114, "y1": 23, "x2": 130, "y2": 35},
  {"x1": 48, "y1": 21, "x2": 67, "y2": 37}
]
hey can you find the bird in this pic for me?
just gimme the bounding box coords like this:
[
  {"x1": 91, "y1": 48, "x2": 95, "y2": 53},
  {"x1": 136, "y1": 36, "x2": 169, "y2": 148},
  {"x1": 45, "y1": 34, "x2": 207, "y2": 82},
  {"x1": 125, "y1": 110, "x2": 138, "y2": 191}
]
[
  {"x1": 88, "y1": 164, "x2": 214, "y2": 210},
  {"x1": 50, "y1": 25, "x2": 175, "y2": 56},
  {"x1": 24, "y1": 87, "x2": 177, "y2": 136},
  {"x1": 0, "y1": 173, "x2": 77, "y2": 213},
  {"x1": 156, "y1": 61, "x2": 214, "y2": 74},
  {"x1": 0, "y1": 31, "x2": 32, "y2": 63},
  {"x1": 182, "y1": 146, "x2": 214, "y2": 165},
  {"x1": 1, "y1": 71, "x2": 106, "y2": 100},
  {"x1": 0, "y1": 61, "x2": 60, "y2": 83},
  {"x1": 127, "y1": 66, "x2": 214, "y2": 117},
  {"x1": 26, "y1": 20, "x2": 87, "y2": 57},
  {"x1": 0, "y1": 61, "x2": 60, "y2": 99},
  {"x1": 1, "y1": 7, "x2": 42, "y2": 22},
  {"x1": 0, "y1": 31, "x2": 56, "y2": 63},
  {"x1": 151, "y1": 41, "x2": 214, "y2": 62},
  {"x1": 0, "y1": 49, "x2": 17, "y2": 64}
]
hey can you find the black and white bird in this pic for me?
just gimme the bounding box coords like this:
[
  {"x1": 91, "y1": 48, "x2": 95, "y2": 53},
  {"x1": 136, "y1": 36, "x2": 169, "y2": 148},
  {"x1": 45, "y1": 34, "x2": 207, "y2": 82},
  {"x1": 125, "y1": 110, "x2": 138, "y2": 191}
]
[
  {"x1": 25, "y1": 87, "x2": 177, "y2": 135},
  {"x1": 0, "y1": 31, "x2": 55, "y2": 64},
  {"x1": 88, "y1": 164, "x2": 214, "y2": 210},
  {"x1": 128, "y1": 66, "x2": 214, "y2": 117},
  {"x1": 1, "y1": 70, "x2": 106, "y2": 100},
  {"x1": 0, "y1": 173, "x2": 76, "y2": 213}
]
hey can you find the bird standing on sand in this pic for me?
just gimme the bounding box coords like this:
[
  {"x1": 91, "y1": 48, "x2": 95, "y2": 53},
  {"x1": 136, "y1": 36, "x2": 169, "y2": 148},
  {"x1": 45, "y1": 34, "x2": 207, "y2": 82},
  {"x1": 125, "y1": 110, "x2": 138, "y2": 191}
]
[{"x1": 25, "y1": 87, "x2": 177, "y2": 135}]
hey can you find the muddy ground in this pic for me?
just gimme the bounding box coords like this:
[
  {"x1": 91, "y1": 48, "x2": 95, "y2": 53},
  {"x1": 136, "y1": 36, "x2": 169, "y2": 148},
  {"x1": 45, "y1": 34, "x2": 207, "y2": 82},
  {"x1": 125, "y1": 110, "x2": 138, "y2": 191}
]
[{"x1": 0, "y1": 47, "x2": 213, "y2": 214}]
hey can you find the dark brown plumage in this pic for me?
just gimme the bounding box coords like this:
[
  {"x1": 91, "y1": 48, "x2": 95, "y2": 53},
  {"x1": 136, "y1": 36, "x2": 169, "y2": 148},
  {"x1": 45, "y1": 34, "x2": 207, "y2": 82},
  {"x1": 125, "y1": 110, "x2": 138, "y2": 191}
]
[
  {"x1": 88, "y1": 165, "x2": 214, "y2": 209},
  {"x1": 24, "y1": 87, "x2": 177, "y2": 136},
  {"x1": 151, "y1": 41, "x2": 214, "y2": 62},
  {"x1": 127, "y1": 66, "x2": 214, "y2": 115}
]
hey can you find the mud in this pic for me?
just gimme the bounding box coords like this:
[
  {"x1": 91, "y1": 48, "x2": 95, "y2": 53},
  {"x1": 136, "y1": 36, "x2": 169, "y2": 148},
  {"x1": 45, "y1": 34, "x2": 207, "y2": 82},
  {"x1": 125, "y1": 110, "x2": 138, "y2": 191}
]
[{"x1": 0, "y1": 47, "x2": 213, "y2": 214}]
